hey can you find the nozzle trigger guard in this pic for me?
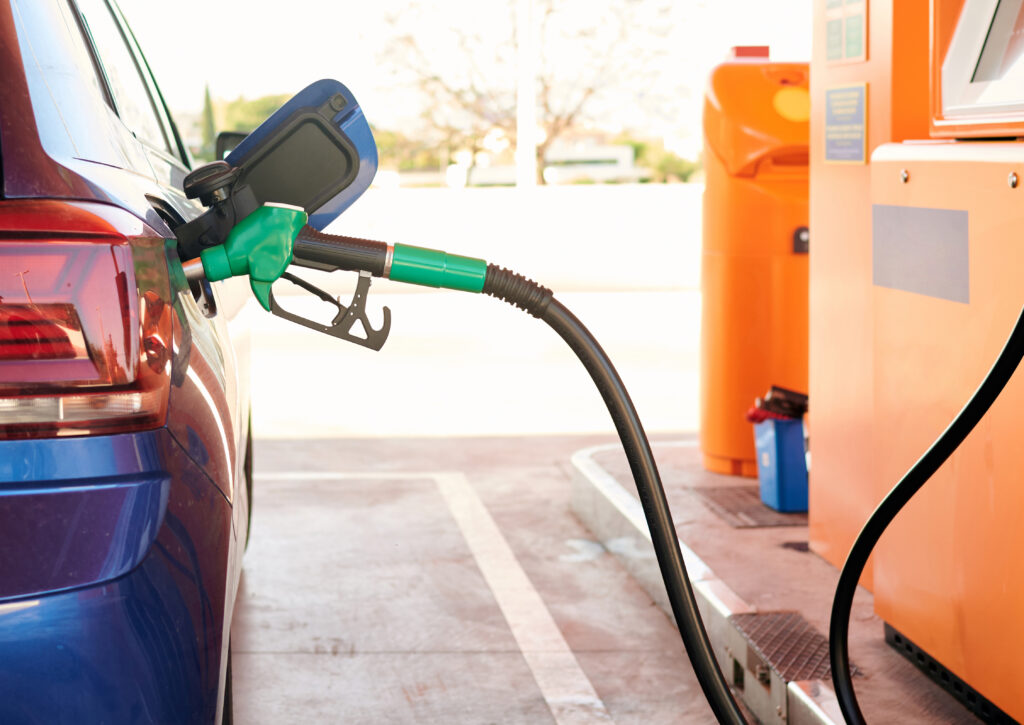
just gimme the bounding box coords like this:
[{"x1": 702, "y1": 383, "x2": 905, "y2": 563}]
[{"x1": 269, "y1": 271, "x2": 390, "y2": 351}]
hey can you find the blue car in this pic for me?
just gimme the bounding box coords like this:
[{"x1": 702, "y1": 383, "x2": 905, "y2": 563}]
[{"x1": 0, "y1": 0, "x2": 251, "y2": 722}]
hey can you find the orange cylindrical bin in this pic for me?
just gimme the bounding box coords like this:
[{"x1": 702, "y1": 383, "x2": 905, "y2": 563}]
[{"x1": 700, "y1": 59, "x2": 810, "y2": 477}]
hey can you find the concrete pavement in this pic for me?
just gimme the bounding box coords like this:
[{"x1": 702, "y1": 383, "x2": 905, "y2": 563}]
[{"x1": 234, "y1": 436, "x2": 719, "y2": 724}]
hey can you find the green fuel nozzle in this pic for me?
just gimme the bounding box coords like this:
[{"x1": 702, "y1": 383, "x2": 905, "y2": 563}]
[
  {"x1": 185, "y1": 203, "x2": 307, "y2": 310},
  {"x1": 182, "y1": 207, "x2": 549, "y2": 350}
]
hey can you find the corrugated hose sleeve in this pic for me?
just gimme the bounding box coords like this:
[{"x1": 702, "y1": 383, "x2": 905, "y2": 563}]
[{"x1": 482, "y1": 265, "x2": 553, "y2": 317}]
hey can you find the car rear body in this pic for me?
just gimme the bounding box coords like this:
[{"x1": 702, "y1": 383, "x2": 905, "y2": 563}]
[{"x1": 0, "y1": 1, "x2": 250, "y2": 722}]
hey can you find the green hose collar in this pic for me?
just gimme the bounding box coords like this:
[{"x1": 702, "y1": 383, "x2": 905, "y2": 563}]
[{"x1": 389, "y1": 243, "x2": 487, "y2": 292}]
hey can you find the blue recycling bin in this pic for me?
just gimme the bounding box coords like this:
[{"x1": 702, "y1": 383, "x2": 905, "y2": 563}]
[{"x1": 753, "y1": 418, "x2": 807, "y2": 512}]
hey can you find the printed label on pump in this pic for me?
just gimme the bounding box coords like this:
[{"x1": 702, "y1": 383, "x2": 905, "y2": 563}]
[
  {"x1": 824, "y1": 0, "x2": 867, "y2": 64},
  {"x1": 824, "y1": 84, "x2": 867, "y2": 164}
]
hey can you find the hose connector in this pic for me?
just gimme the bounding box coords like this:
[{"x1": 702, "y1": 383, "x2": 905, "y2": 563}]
[{"x1": 388, "y1": 243, "x2": 488, "y2": 292}]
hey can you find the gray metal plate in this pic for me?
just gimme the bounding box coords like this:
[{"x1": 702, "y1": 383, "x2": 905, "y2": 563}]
[
  {"x1": 731, "y1": 611, "x2": 858, "y2": 683},
  {"x1": 691, "y1": 486, "x2": 809, "y2": 528}
]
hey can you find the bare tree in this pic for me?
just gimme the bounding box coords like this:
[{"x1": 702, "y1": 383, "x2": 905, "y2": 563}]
[{"x1": 380, "y1": 0, "x2": 675, "y2": 183}]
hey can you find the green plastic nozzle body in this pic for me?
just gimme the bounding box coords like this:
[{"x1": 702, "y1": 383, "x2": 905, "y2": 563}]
[{"x1": 199, "y1": 203, "x2": 308, "y2": 310}]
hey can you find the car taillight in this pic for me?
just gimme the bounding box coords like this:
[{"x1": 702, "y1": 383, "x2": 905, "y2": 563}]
[{"x1": 0, "y1": 201, "x2": 172, "y2": 439}]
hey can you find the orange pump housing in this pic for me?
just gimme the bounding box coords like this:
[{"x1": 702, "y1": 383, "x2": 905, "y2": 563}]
[
  {"x1": 700, "y1": 61, "x2": 809, "y2": 477},
  {"x1": 869, "y1": 143, "x2": 1024, "y2": 721},
  {"x1": 808, "y1": 0, "x2": 1024, "y2": 718}
]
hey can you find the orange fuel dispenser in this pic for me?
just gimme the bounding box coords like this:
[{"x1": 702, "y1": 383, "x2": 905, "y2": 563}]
[
  {"x1": 807, "y1": 0, "x2": 931, "y2": 580},
  {"x1": 700, "y1": 57, "x2": 809, "y2": 477},
  {"x1": 868, "y1": 1, "x2": 1024, "y2": 719},
  {"x1": 810, "y1": 0, "x2": 1024, "y2": 719}
]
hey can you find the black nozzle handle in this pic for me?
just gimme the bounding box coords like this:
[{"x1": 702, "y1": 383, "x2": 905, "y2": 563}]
[{"x1": 292, "y1": 225, "x2": 389, "y2": 277}]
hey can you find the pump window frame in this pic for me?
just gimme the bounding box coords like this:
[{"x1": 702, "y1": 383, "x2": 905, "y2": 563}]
[{"x1": 938, "y1": 0, "x2": 1024, "y2": 127}]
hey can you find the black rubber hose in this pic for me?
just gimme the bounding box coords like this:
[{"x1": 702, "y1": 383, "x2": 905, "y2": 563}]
[
  {"x1": 830, "y1": 305, "x2": 1024, "y2": 725},
  {"x1": 483, "y1": 266, "x2": 747, "y2": 725}
]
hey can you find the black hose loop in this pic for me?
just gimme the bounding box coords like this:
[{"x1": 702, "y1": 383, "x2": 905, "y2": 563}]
[
  {"x1": 830, "y1": 304, "x2": 1024, "y2": 725},
  {"x1": 482, "y1": 265, "x2": 553, "y2": 318}
]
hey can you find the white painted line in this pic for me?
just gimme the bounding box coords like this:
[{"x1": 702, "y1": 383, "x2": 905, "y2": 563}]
[
  {"x1": 256, "y1": 468, "x2": 613, "y2": 723},
  {"x1": 435, "y1": 472, "x2": 613, "y2": 725}
]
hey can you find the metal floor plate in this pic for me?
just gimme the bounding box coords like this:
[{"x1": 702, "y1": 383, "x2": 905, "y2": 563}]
[
  {"x1": 731, "y1": 610, "x2": 855, "y2": 683},
  {"x1": 691, "y1": 485, "x2": 808, "y2": 528}
]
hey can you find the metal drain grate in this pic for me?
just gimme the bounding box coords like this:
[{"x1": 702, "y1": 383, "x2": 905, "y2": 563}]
[
  {"x1": 691, "y1": 486, "x2": 808, "y2": 528},
  {"x1": 731, "y1": 611, "x2": 855, "y2": 682}
]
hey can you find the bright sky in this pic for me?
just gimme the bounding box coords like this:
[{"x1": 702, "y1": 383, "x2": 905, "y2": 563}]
[{"x1": 118, "y1": 0, "x2": 811, "y2": 156}]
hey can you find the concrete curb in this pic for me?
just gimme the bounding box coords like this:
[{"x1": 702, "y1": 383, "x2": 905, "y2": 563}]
[{"x1": 569, "y1": 442, "x2": 841, "y2": 725}]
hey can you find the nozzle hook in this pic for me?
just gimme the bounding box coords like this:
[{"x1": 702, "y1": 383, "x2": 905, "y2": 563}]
[{"x1": 269, "y1": 271, "x2": 390, "y2": 350}]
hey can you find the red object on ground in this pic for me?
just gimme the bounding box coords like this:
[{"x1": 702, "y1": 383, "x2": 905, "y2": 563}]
[{"x1": 745, "y1": 406, "x2": 793, "y2": 424}]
